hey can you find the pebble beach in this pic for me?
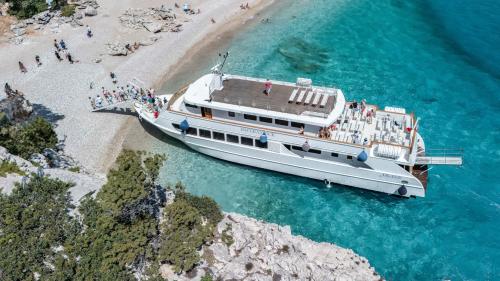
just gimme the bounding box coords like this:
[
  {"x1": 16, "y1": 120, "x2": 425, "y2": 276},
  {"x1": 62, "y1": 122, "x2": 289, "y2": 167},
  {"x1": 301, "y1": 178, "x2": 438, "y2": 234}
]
[{"x1": 0, "y1": 0, "x2": 269, "y2": 174}]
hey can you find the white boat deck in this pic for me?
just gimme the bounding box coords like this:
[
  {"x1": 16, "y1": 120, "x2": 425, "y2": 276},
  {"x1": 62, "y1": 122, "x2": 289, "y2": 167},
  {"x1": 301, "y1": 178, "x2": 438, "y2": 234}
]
[{"x1": 325, "y1": 103, "x2": 413, "y2": 148}]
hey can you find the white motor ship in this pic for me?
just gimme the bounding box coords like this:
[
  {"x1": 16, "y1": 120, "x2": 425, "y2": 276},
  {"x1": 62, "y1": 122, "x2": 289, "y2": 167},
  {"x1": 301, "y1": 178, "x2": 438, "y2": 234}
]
[{"x1": 134, "y1": 66, "x2": 463, "y2": 197}]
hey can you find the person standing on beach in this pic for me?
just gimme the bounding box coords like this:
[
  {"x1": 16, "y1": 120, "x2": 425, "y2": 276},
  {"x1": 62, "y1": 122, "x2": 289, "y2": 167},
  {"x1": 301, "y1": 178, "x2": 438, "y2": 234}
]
[
  {"x1": 35, "y1": 55, "x2": 42, "y2": 66},
  {"x1": 89, "y1": 96, "x2": 96, "y2": 110},
  {"x1": 86, "y1": 25, "x2": 93, "y2": 38},
  {"x1": 110, "y1": 72, "x2": 117, "y2": 84},
  {"x1": 18, "y1": 61, "x2": 27, "y2": 73},
  {"x1": 60, "y1": 39, "x2": 67, "y2": 50},
  {"x1": 54, "y1": 39, "x2": 60, "y2": 51},
  {"x1": 264, "y1": 79, "x2": 272, "y2": 96},
  {"x1": 67, "y1": 52, "x2": 74, "y2": 64},
  {"x1": 54, "y1": 50, "x2": 63, "y2": 61},
  {"x1": 4, "y1": 83, "x2": 13, "y2": 95}
]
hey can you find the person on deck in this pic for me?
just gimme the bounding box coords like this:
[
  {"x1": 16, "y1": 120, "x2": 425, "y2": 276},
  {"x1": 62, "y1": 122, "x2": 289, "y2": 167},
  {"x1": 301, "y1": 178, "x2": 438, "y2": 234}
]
[{"x1": 264, "y1": 79, "x2": 272, "y2": 96}]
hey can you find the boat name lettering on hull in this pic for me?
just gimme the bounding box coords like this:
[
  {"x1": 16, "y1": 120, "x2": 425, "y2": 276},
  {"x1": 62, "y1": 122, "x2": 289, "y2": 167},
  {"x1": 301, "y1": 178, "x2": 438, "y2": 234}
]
[{"x1": 241, "y1": 127, "x2": 274, "y2": 137}]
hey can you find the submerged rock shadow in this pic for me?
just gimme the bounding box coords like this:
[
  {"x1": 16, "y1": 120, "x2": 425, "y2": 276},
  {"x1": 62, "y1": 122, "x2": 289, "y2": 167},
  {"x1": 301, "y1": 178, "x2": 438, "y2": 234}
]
[{"x1": 277, "y1": 36, "x2": 330, "y2": 74}]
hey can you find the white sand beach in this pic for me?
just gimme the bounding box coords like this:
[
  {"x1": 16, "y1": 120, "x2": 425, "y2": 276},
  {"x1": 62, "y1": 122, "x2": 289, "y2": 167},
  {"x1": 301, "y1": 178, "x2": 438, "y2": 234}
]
[{"x1": 0, "y1": 0, "x2": 270, "y2": 174}]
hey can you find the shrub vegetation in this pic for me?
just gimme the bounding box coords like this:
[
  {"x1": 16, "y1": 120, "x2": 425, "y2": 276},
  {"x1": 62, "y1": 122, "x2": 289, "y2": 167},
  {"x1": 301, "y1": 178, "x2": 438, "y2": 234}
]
[
  {"x1": 0, "y1": 117, "x2": 58, "y2": 159},
  {"x1": 0, "y1": 150, "x2": 224, "y2": 279}
]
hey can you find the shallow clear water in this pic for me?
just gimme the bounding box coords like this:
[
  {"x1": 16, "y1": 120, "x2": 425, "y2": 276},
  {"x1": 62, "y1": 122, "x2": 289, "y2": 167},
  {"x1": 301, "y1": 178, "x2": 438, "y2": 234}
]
[{"x1": 150, "y1": 0, "x2": 500, "y2": 279}]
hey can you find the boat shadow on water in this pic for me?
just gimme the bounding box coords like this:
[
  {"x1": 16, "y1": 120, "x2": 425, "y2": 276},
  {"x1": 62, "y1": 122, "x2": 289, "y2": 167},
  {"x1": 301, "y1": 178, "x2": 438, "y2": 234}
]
[{"x1": 138, "y1": 119, "x2": 408, "y2": 205}]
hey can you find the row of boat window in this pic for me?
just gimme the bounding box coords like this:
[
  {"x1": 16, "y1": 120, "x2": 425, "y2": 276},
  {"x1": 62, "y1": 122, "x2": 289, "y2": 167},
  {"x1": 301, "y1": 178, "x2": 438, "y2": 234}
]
[
  {"x1": 173, "y1": 123, "x2": 358, "y2": 161},
  {"x1": 184, "y1": 103, "x2": 305, "y2": 129},
  {"x1": 283, "y1": 144, "x2": 355, "y2": 160},
  {"x1": 230, "y1": 111, "x2": 304, "y2": 128},
  {"x1": 172, "y1": 124, "x2": 268, "y2": 149}
]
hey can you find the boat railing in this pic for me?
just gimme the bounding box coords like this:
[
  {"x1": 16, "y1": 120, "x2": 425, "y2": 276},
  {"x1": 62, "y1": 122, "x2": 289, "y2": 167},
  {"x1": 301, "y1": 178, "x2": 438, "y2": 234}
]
[{"x1": 167, "y1": 85, "x2": 189, "y2": 110}]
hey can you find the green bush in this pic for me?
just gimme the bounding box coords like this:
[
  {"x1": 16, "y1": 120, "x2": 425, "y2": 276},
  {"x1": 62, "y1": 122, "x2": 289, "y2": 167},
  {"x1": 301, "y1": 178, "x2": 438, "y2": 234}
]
[
  {"x1": 0, "y1": 117, "x2": 58, "y2": 159},
  {"x1": 6, "y1": 0, "x2": 48, "y2": 19},
  {"x1": 0, "y1": 175, "x2": 79, "y2": 280},
  {"x1": 175, "y1": 189, "x2": 223, "y2": 226},
  {"x1": 0, "y1": 160, "x2": 26, "y2": 177},
  {"x1": 60, "y1": 4, "x2": 75, "y2": 17}
]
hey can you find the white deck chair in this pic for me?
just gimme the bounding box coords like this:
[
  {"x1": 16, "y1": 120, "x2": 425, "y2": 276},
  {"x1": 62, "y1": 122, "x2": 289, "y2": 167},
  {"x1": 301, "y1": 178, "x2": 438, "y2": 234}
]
[
  {"x1": 288, "y1": 88, "x2": 299, "y2": 103},
  {"x1": 319, "y1": 93, "x2": 329, "y2": 107},
  {"x1": 304, "y1": 90, "x2": 314, "y2": 105},
  {"x1": 296, "y1": 90, "x2": 307, "y2": 104},
  {"x1": 313, "y1": 92, "x2": 322, "y2": 106}
]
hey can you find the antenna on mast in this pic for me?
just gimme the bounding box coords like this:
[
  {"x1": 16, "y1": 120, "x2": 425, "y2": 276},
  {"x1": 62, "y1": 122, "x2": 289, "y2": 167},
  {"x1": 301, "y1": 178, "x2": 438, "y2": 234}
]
[{"x1": 219, "y1": 51, "x2": 229, "y2": 73}]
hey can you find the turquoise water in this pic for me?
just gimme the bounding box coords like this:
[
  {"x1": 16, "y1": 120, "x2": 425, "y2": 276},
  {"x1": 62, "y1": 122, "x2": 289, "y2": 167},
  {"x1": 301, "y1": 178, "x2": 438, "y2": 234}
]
[{"x1": 152, "y1": 0, "x2": 500, "y2": 279}]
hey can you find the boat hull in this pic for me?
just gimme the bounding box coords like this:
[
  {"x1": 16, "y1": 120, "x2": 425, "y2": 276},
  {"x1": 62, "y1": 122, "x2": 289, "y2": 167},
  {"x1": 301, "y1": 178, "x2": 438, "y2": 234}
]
[{"x1": 147, "y1": 122, "x2": 424, "y2": 198}]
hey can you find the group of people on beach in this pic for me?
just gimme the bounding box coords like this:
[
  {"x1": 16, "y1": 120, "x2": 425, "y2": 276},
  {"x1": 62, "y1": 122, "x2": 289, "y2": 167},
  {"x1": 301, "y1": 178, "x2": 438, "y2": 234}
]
[
  {"x1": 89, "y1": 72, "x2": 164, "y2": 117},
  {"x1": 53, "y1": 39, "x2": 78, "y2": 64},
  {"x1": 18, "y1": 55, "x2": 43, "y2": 73}
]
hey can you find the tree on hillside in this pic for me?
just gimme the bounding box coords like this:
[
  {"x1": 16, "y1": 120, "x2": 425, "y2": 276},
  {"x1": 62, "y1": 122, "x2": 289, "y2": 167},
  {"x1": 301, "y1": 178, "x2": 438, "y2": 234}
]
[
  {"x1": 0, "y1": 175, "x2": 80, "y2": 280},
  {"x1": 0, "y1": 117, "x2": 58, "y2": 159},
  {"x1": 67, "y1": 150, "x2": 167, "y2": 280}
]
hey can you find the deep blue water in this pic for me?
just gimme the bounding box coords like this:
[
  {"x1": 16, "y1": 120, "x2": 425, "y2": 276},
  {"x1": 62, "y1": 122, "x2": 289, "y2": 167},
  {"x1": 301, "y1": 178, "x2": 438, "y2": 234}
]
[{"x1": 152, "y1": 0, "x2": 500, "y2": 279}]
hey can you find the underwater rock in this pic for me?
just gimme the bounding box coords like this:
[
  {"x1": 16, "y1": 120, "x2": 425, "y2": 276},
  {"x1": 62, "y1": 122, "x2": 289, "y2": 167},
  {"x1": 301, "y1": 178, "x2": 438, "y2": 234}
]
[{"x1": 277, "y1": 37, "x2": 329, "y2": 74}]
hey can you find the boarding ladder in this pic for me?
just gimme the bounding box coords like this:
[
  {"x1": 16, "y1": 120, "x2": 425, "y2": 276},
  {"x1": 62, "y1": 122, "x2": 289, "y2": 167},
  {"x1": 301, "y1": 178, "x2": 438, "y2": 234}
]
[{"x1": 415, "y1": 148, "x2": 464, "y2": 165}]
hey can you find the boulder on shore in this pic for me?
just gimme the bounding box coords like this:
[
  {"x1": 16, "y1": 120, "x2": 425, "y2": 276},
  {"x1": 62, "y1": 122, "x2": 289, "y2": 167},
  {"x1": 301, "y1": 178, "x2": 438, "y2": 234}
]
[{"x1": 84, "y1": 7, "x2": 97, "y2": 16}]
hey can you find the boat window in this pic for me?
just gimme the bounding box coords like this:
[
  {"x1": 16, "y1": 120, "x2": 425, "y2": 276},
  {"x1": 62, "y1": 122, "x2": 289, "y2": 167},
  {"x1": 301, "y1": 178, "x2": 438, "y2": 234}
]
[
  {"x1": 185, "y1": 103, "x2": 198, "y2": 109},
  {"x1": 284, "y1": 144, "x2": 291, "y2": 150},
  {"x1": 172, "y1": 123, "x2": 180, "y2": 130},
  {"x1": 228, "y1": 111, "x2": 235, "y2": 117},
  {"x1": 226, "y1": 134, "x2": 239, "y2": 143},
  {"x1": 241, "y1": 137, "x2": 254, "y2": 146},
  {"x1": 199, "y1": 129, "x2": 211, "y2": 138},
  {"x1": 308, "y1": 149, "x2": 321, "y2": 154},
  {"x1": 291, "y1": 145, "x2": 303, "y2": 151},
  {"x1": 275, "y1": 119, "x2": 289, "y2": 126},
  {"x1": 259, "y1": 116, "x2": 273, "y2": 123},
  {"x1": 291, "y1": 122, "x2": 305, "y2": 128},
  {"x1": 347, "y1": 155, "x2": 353, "y2": 160},
  {"x1": 255, "y1": 140, "x2": 268, "y2": 149},
  {"x1": 186, "y1": 127, "x2": 197, "y2": 136},
  {"x1": 213, "y1": 131, "x2": 225, "y2": 141},
  {"x1": 244, "y1": 114, "x2": 257, "y2": 121},
  {"x1": 331, "y1": 152, "x2": 339, "y2": 157}
]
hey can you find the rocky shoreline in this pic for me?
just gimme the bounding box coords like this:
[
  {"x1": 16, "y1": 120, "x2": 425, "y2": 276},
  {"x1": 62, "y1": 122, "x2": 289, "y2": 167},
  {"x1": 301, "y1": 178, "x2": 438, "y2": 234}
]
[{"x1": 0, "y1": 144, "x2": 381, "y2": 280}]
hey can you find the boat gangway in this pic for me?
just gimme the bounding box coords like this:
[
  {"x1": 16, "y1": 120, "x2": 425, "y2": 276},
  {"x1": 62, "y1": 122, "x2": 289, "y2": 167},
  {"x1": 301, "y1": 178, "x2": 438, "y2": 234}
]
[{"x1": 415, "y1": 148, "x2": 463, "y2": 165}]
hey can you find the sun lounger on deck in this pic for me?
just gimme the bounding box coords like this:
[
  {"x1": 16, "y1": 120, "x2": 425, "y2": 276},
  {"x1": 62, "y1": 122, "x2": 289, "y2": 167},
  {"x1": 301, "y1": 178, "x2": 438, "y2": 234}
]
[
  {"x1": 312, "y1": 92, "x2": 322, "y2": 106},
  {"x1": 319, "y1": 92, "x2": 329, "y2": 108},
  {"x1": 296, "y1": 90, "x2": 307, "y2": 104},
  {"x1": 304, "y1": 91, "x2": 314, "y2": 105},
  {"x1": 288, "y1": 88, "x2": 299, "y2": 103}
]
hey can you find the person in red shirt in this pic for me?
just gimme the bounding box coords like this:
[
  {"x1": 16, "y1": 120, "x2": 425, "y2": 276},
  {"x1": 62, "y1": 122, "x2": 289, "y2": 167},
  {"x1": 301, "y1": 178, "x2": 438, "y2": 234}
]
[{"x1": 264, "y1": 79, "x2": 272, "y2": 96}]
